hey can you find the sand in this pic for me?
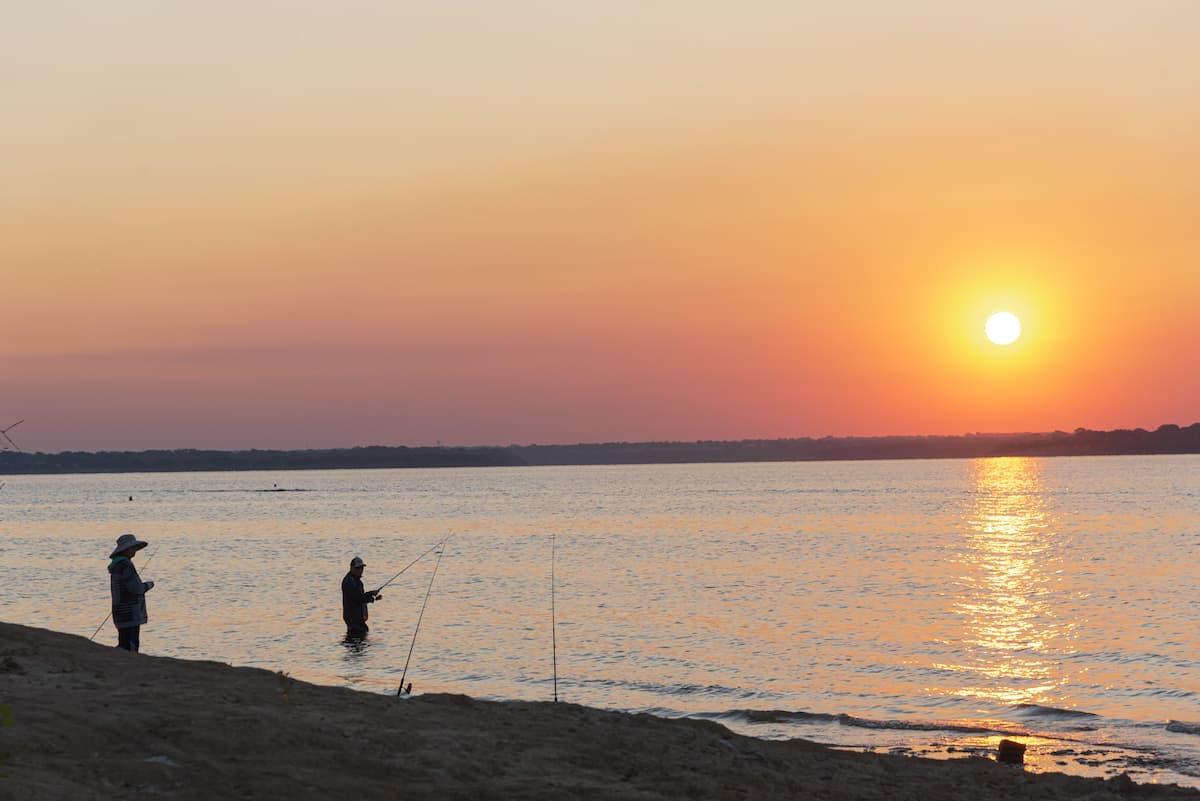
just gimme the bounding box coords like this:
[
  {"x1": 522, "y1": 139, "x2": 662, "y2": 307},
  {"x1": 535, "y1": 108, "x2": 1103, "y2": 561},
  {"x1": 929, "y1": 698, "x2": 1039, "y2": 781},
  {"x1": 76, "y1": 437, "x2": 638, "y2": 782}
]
[{"x1": 2, "y1": 622, "x2": 1197, "y2": 800}]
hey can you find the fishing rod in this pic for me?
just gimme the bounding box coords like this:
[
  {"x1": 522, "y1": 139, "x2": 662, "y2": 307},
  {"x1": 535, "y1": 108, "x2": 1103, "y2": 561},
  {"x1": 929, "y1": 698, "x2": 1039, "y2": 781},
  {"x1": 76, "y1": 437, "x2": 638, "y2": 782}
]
[
  {"x1": 374, "y1": 534, "x2": 449, "y2": 595},
  {"x1": 89, "y1": 546, "x2": 157, "y2": 642},
  {"x1": 0, "y1": 420, "x2": 23, "y2": 452},
  {"x1": 397, "y1": 536, "x2": 451, "y2": 696},
  {"x1": 551, "y1": 533, "x2": 558, "y2": 703}
]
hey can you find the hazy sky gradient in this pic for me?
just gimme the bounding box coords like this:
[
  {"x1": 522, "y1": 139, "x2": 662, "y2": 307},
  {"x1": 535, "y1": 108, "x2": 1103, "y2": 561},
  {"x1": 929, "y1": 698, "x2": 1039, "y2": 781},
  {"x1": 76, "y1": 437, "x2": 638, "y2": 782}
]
[{"x1": 4, "y1": 2, "x2": 1198, "y2": 451}]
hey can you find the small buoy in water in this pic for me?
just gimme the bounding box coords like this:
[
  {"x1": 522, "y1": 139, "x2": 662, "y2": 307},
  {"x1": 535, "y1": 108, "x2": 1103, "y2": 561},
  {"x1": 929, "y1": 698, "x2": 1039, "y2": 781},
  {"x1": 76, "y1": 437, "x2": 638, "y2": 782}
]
[{"x1": 997, "y1": 739, "x2": 1026, "y2": 764}]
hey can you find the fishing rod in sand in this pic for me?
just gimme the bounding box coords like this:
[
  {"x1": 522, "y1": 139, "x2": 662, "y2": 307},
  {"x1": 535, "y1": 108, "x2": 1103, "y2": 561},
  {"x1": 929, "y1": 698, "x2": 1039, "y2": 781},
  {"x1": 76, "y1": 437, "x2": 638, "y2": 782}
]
[
  {"x1": 551, "y1": 533, "x2": 559, "y2": 703},
  {"x1": 373, "y1": 534, "x2": 450, "y2": 596},
  {"x1": 89, "y1": 546, "x2": 158, "y2": 642},
  {"x1": 396, "y1": 534, "x2": 453, "y2": 696}
]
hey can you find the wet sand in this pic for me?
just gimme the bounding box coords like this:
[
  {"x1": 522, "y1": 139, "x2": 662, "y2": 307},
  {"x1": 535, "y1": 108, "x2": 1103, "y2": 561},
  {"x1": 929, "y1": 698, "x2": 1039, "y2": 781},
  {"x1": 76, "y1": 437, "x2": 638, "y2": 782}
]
[{"x1": 2, "y1": 622, "x2": 1197, "y2": 800}]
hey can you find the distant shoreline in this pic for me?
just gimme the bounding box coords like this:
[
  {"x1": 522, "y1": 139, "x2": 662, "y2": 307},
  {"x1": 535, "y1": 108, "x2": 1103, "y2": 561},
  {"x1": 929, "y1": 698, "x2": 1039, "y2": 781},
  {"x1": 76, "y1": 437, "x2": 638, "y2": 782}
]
[{"x1": 1, "y1": 423, "x2": 1197, "y2": 475}]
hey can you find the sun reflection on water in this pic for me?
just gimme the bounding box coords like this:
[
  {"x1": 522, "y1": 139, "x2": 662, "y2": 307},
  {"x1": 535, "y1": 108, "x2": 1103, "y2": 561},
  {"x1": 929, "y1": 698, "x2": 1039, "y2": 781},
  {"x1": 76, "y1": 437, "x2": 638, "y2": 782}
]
[{"x1": 938, "y1": 457, "x2": 1070, "y2": 707}]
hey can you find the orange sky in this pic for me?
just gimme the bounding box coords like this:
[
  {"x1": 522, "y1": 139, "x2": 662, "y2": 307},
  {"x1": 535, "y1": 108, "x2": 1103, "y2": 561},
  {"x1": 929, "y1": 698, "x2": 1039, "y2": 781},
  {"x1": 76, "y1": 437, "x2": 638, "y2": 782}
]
[{"x1": 3, "y1": 3, "x2": 1198, "y2": 452}]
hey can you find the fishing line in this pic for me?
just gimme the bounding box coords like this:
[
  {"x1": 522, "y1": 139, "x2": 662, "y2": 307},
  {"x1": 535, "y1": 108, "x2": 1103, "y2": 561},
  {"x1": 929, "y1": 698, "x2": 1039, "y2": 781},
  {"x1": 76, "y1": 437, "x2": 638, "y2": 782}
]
[
  {"x1": 551, "y1": 533, "x2": 558, "y2": 703},
  {"x1": 397, "y1": 535, "x2": 450, "y2": 696},
  {"x1": 374, "y1": 534, "x2": 449, "y2": 594},
  {"x1": 90, "y1": 546, "x2": 157, "y2": 642}
]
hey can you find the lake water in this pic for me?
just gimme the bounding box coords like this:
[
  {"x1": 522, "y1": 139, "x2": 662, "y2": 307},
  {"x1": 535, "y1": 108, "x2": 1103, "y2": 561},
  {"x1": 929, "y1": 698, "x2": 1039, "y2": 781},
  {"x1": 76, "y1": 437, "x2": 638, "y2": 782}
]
[{"x1": 3, "y1": 455, "x2": 1199, "y2": 785}]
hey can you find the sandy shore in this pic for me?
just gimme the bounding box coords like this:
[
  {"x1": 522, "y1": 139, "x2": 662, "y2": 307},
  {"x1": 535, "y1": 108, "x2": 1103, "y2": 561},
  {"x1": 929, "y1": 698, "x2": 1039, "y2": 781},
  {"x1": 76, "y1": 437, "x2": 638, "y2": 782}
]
[{"x1": 2, "y1": 622, "x2": 1197, "y2": 801}]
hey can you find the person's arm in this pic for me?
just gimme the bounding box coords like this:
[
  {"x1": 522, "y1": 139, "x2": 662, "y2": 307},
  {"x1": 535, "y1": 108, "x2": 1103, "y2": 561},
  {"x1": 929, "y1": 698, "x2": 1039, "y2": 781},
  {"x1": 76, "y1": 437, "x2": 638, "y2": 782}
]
[
  {"x1": 121, "y1": 564, "x2": 153, "y2": 595},
  {"x1": 343, "y1": 576, "x2": 372, "y2": 604}
]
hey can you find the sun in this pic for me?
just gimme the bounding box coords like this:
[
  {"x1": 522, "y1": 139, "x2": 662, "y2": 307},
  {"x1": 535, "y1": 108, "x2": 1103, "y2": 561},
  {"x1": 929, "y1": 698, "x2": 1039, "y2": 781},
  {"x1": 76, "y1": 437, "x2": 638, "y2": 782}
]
[{"x1": 985, "y1": 312, "x2": 1021, "y2": 345}]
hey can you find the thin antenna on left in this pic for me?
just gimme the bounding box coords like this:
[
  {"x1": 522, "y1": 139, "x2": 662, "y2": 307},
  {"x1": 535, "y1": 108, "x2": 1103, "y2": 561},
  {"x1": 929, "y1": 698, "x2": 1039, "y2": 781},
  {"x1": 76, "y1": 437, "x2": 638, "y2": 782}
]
[{"x1": 1, "y1": 420, "x2": 23, "y2": 452}]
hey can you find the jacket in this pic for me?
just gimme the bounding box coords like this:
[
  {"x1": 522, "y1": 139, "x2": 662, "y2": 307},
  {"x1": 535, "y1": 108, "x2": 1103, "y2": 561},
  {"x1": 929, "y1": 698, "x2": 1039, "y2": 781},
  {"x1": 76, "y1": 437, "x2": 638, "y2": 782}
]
[
  {"x1": 341, "y1": 572, "x2": 375, "y2": 628},
  {"x1": 108, "y1": 556, "x2": 152, "y2": 629}
]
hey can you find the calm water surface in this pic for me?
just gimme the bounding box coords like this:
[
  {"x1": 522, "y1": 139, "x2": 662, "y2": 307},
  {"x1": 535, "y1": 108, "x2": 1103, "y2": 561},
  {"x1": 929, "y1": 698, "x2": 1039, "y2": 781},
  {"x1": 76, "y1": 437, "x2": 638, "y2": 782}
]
[{"x1": 2, "y1": 456, "x2": 1199, "y2": 785}]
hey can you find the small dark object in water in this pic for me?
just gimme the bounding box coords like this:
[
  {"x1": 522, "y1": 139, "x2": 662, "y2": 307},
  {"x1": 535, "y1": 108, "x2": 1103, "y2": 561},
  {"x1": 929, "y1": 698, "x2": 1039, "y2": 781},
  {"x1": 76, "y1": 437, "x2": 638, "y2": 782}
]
[{"x1": 997, "y1": 739, "x2": 1026, "y2": 764}]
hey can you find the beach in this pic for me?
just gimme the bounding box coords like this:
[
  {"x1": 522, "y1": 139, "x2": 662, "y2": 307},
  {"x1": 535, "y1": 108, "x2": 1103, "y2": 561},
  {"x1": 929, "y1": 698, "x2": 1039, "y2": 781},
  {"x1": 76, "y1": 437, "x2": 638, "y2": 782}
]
[{"x1": 2, "y1": 622, "x2": 1197, "y2": 801}]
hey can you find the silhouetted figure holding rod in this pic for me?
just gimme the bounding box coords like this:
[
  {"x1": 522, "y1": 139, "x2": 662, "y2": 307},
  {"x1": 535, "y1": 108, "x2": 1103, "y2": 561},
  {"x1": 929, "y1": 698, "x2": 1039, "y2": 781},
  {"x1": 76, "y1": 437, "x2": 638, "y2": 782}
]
[
  {"x1": 107, "y1": 534, "x2": 155, "y2": 652},
  {"x1": 342, "y1": 556, "x2": 381, "y2": 637}
]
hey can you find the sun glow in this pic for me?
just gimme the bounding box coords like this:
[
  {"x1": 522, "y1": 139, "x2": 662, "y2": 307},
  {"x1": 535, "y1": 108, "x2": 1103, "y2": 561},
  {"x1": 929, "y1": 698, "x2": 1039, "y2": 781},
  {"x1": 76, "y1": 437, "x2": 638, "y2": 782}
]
[{"x1": 985, "y1": 312, "x2": 1021, "y2": 345}]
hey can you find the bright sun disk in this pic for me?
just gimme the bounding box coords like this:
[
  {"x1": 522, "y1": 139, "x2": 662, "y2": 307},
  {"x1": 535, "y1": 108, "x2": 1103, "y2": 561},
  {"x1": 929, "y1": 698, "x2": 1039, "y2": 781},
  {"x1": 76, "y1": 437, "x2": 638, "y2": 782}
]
[{"x1": 986, "y1": 312, "x2": 1021, "y2": 345}]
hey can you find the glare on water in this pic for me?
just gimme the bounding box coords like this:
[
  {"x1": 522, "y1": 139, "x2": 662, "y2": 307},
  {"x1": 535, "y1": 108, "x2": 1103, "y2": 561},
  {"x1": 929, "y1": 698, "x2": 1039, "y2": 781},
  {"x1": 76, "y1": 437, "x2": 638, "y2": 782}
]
[{"x1": 944, "y1": 457, "x2": 1065, "y2": 705}]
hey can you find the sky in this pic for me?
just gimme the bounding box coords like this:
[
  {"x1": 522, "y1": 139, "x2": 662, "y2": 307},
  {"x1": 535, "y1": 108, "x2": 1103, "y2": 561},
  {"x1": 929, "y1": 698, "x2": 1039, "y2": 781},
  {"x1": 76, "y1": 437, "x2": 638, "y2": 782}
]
[{"x1": 3, "y1": 1, "x2": 1198, "y2": 452}]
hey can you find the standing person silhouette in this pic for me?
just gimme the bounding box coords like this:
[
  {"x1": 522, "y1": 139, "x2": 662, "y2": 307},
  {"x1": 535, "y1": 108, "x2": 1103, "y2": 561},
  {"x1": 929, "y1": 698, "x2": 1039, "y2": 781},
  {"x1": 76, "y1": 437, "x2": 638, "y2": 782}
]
[
  {"x1": 108, "y1": 534, "x2": 155, "y2": 652},
  {"x1": 342, "y1": 556, "x2": 381, "y2": 637}
]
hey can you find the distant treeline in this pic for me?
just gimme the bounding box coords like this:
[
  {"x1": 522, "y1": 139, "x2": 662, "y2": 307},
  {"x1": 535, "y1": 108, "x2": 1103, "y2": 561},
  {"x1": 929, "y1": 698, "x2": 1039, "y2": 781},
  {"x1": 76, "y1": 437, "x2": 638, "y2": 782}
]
[{"x1": 0, "y1": 423, "x2": 1197, "y2": 475}]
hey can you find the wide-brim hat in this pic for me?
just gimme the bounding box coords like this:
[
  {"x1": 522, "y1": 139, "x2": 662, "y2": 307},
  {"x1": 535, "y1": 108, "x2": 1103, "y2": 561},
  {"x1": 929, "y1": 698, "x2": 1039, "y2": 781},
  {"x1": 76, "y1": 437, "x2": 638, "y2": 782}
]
[{"x1": 110, "y1": 533, "x2": 148, "y2": 559}]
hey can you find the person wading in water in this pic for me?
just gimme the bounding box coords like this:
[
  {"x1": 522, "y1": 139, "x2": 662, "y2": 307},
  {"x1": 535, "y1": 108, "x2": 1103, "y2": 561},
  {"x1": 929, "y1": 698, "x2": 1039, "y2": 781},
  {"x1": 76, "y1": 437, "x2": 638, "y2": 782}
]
[
  {"x1": 342, "y1": 556, "x2": 381, "y2": 637},
  {"x1": 108, "y1": 534, "x2": 155, "y2": 652}
]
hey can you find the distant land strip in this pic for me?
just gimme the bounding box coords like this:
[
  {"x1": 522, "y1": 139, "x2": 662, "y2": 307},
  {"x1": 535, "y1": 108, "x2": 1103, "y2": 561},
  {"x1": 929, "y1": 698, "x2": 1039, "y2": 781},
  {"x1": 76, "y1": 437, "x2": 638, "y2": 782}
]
[{"x1": 1, "y1": 423, "x2": 1197, "y2": 475}]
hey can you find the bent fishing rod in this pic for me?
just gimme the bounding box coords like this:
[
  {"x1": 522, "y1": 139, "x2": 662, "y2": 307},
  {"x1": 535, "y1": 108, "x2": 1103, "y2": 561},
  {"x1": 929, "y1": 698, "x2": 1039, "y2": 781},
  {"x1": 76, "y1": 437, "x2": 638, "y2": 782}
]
[
  {"x1": 374, "y1": 533, "x2": 450, "y2": 595},
  {"x1": 397, "y1": 535, "x2": 452, "y2": 696},
  {"x1": 89, "y1": 546, "x2": 157, "y2": 642}
]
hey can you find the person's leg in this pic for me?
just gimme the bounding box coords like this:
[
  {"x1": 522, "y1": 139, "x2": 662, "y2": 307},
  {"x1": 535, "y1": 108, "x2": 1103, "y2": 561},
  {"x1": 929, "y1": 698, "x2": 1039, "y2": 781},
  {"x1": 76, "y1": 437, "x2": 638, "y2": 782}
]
[
  {"x1": 129, "y1": 625, "x2": 140, "y2": 653},
  {"x1": 117, "y1": 627, "x2": 133, "y2": 651}
]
